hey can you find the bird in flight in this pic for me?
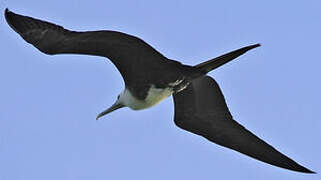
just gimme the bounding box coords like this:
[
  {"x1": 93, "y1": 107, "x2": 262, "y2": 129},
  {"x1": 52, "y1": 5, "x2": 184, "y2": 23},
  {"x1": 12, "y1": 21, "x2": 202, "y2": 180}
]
[{"x1": 4, "y1": 8, "x2": 314, "y2": 173}]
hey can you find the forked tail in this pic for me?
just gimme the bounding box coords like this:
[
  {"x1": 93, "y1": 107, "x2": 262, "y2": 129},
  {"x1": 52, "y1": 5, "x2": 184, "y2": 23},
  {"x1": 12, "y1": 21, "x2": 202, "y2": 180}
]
[{"x1": 194, "y1": 44, "x2": 260, "y2": 73}]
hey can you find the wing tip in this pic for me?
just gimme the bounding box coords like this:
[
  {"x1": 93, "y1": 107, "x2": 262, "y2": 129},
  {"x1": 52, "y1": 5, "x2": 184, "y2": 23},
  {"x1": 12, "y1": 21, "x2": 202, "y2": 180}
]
[
  {"x1": 272, "y1": 155, "x2": 315, "y2": 174},
  {"x1": 247, "y1": 43, "x2": 261, "y2": 51},
  {"x1": 4, "y1": 8, "x2": 11, "y2": 21},
  {"x1": 4, "y1": 8, "x2": 21, "y2": 33},
  {"x1": 295, "y1": 166, "x2": 316, "y2": 174},
  {"x1": 4, "y1": 8, "x2": 13, "y2": 21},
  {"x1": 5, "y1": 8, "x2": 10, "y2": 14}
]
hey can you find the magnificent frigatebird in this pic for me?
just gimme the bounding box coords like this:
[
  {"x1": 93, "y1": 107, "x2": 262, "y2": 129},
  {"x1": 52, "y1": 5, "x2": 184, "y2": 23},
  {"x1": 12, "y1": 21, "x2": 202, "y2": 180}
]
[{"x1": 4, "y1": 9, "x2": 314, "y2": 173}]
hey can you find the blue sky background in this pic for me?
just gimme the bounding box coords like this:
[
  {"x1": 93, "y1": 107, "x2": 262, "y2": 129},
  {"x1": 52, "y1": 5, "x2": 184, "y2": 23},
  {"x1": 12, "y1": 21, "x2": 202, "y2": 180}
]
[{"x1": 1, "y1": 0, "x2": 320, "y2": 179}]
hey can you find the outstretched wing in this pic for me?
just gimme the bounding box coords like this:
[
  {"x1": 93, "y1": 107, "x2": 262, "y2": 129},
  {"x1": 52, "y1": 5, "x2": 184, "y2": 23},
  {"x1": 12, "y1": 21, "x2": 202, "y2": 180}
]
[
  {"x1": 5, "y1": 9, "x2": 169, "y2": 86},
  {"x1": 173, "y1": 76, "x2": 314, "y2": 173}
]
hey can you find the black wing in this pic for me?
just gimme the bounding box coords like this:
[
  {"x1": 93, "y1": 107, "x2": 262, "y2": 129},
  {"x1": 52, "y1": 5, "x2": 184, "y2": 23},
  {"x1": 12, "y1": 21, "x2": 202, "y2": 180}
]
[
  {"x1": 173, "y1": 76, "x2": 314, "y2": 173},
  {"x1": 4, "y1": 9, "x2": 171, "y2": 86}
]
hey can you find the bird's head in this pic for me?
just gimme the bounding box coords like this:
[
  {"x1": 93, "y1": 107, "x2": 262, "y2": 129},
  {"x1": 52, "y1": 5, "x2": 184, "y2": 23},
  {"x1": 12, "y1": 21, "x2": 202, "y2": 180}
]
[{"x1": 96, "y1": 93, "x2": 125, "y2": 120}]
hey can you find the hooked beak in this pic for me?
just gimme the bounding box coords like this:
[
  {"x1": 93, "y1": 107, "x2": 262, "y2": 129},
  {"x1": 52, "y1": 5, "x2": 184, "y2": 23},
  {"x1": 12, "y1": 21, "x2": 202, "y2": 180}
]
[{"x1": 96, "y1": 102, "x2": 124, "y2": 120}]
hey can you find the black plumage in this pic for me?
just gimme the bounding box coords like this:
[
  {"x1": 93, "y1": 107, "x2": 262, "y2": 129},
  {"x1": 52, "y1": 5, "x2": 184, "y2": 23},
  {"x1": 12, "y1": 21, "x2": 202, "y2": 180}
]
[{"x1": 5, "y1": 9, "x2": 314, "y2": 173}]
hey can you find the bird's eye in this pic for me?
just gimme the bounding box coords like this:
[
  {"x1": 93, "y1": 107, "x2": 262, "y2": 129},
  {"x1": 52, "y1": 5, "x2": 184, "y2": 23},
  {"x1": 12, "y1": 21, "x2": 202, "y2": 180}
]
[{"x1": 117, "y1": 95, "x2": 120, "y2": 99}]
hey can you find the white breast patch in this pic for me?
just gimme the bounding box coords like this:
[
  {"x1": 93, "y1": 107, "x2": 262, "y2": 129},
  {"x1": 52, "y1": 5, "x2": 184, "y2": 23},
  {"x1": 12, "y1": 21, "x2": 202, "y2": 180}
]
[{"x1": 119, "y1": 85, "x2": 173, "y2": 110}]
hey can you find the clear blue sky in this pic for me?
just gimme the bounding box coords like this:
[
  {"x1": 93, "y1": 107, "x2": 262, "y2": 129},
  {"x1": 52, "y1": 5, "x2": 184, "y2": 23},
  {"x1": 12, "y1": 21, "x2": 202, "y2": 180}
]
[{"x1": 1, "y1": 0, "x2": 320, "y2": 179}]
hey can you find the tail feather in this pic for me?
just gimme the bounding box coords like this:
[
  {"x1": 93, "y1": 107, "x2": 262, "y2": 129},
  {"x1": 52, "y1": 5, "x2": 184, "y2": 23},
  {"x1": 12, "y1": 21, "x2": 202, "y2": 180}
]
[{"x1": 195, "y1": 44, "x2": 261, "y2": 73}]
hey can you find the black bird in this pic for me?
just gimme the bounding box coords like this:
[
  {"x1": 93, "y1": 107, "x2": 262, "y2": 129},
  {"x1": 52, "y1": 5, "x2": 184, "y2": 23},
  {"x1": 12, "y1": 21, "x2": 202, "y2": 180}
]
[{"x1": 4, "y1": 9, "x2": 314, "y2": 173}]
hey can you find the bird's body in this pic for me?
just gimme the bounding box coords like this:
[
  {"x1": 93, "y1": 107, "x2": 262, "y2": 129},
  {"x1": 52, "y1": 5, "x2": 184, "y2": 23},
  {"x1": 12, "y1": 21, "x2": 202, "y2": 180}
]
[
  {"x1": 120, "y1": 63, "x2": 199, "y2": 110},
  {"x1": 5, "y1": 9, "x2": 314, "y2": 173}
]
